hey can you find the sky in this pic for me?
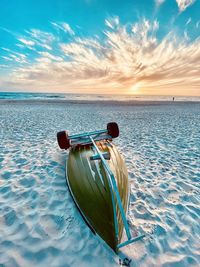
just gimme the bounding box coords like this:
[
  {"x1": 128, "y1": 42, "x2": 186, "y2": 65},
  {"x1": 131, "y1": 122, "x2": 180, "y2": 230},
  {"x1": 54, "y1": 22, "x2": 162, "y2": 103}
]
[{"x1": 0, "y1": 0, "x2": 199, "y2": 96}]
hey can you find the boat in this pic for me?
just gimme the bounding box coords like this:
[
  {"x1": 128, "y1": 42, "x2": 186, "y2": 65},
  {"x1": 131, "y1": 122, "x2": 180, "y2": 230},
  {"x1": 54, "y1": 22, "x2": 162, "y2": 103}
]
[{"x1": 57, "y1": 122, "x2": 144, "y2": 253}]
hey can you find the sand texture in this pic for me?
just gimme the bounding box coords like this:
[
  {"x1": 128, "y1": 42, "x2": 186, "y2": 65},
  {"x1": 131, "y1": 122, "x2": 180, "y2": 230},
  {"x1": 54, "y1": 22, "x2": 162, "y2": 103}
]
[{"x1": 0, "y1": 100, "x2": 200, "y2": 266}]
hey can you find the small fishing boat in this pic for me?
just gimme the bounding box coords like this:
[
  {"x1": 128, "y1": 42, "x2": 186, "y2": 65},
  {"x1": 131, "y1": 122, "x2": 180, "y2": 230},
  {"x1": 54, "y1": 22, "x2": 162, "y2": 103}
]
[{"x1": 57, "y1": 122, "x2": 144, "y2": 253}]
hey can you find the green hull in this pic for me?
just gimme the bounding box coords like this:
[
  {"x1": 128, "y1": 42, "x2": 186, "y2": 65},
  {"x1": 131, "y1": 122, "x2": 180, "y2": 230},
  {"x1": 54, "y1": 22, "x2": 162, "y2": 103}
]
[{"x1": 67, "y1": 141, "x2": 129, "y2": 252}]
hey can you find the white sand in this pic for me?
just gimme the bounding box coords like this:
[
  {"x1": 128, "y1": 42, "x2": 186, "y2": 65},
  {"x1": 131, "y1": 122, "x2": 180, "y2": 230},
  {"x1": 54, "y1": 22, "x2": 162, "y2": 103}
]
[{"x1": 0, "y1": 100, "x2": 200, "y2": 266}]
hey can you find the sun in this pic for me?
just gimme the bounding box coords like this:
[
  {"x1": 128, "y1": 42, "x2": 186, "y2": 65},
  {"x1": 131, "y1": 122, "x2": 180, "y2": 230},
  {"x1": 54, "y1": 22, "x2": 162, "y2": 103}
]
[{"x1": 130, "y1": 83, "x2": 141, "y2": 94}]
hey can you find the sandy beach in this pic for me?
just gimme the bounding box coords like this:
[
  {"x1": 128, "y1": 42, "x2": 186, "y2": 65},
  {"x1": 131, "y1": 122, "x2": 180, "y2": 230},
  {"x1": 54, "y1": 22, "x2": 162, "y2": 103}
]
[
  {"x1": 1, "y1": 0, "x2": 200, "y2": 264},
  {"x1": 0, "y1": 98, "x2": 200, "y2": 266}
]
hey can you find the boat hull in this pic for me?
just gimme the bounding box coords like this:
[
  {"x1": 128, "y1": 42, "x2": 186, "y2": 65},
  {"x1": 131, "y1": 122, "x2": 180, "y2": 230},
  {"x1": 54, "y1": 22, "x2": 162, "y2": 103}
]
[{"x1": 67, "y1": 141, "x2": 129, "y2": 252}]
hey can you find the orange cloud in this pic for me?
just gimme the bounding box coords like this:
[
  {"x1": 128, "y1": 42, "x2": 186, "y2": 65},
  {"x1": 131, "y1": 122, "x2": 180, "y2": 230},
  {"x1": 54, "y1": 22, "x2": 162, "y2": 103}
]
[{"x1": 1, "y1": 18, "x2": 200, "y2": 96}]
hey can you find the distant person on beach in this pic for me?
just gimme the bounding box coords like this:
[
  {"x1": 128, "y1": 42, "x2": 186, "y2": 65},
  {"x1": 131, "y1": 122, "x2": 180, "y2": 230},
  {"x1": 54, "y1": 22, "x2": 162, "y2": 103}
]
[{"x1": 173, "y1": 97, "x2": 175, "y2": 101}]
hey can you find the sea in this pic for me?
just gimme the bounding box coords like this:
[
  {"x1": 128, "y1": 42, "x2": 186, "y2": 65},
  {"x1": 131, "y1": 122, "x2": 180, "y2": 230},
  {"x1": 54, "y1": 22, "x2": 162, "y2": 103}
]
[
  {"x1": 0, "y1": 92, "x2": 200, "y2": 266},
  {"x1": 0, "y1": 92, "x2": 200, "y2": 102}
]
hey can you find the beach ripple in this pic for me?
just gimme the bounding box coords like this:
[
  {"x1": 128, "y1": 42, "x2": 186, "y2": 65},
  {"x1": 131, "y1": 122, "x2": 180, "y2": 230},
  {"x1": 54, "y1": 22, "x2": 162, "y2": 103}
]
[{"x1": 0, "y1": 101, "x2": 200, "y2": 266}]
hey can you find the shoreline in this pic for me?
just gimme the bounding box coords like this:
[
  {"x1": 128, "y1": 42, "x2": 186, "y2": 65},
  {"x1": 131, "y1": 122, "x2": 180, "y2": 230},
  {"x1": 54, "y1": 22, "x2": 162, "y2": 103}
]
[{"x1": 0, "y1": 98, "x2": 200, "y2": 106}]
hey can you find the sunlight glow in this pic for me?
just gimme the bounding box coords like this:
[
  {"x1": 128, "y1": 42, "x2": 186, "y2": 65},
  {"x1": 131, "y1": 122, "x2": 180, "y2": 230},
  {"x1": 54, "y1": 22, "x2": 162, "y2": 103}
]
[{"x1": 130, "y1": 83, "x2": 141, "y2": 94}]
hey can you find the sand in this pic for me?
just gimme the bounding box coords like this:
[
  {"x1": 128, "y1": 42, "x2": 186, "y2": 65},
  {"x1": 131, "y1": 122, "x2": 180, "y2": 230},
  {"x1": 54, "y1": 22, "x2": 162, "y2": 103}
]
[{"x1": 0, "y1": 99, "x2": 200, "y2": 266}]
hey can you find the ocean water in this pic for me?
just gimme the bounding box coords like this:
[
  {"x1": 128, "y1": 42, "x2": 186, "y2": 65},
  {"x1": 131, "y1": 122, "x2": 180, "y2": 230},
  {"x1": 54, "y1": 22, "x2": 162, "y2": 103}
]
[
  {"x1": 0, "y1": 91, "x2": 200, "y2": 102},
  {"x1": 0, "y1": 95, "x2": 200, "y2": 266}
]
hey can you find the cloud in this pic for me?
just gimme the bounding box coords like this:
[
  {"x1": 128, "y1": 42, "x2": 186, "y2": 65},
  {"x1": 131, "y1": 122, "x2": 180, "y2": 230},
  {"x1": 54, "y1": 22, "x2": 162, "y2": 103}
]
[
  {"x1": 1, "y1": 47, "x2": 12, "y2": 52},
  {"x1": 176, "y1": 0, "x2": 196, "y2": 12},
  {"x1": 4, "y1": 29, "x2": 55, "y2": 52},
  {"x1": 155, "y1": 0, "x2": 165, "y2": 7},
  {"x1": 105, "y1": 17, "x2": 119, "y2": 29},
  {"x1": 23, "y1": 29, "x2": 55, "y2": 50},
  {"x1": 2, "y1": 56, "x2": 12, "y2": 61},
  {"x1": 51, "y1": 22, "x2": 74, "y2": 35},
  {"x1": 18, "y1": 38, "x2": 35, "y2": 46},
  {"x1": 38, "y1": 52, "x2": 63, "y2": 62},
  {"x1": 186, "y1": 17, "x2": 191, "y2": 25},
  {"x1": 1, "y1": 19, "x2": 200, "y2": 95},
  {"x1": 9, "y1": 54, "x2": 27, "y2": 64},
  {"x1": 1, "y1": 47, "x2": 28, "y2": 64},
  {"x1": 16, "y1": 44, "x2": 25, "y2": 49}
]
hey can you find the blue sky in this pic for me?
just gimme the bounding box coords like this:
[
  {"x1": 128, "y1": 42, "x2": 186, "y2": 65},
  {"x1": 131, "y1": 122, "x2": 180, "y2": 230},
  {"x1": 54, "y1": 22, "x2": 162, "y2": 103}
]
[{"x1": 0, "y1": 0, "x2": 199, "y2": 95}]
